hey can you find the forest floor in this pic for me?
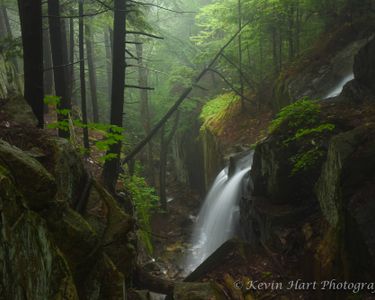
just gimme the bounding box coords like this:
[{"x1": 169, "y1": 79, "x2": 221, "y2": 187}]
[{"x1": 148, "y1": 179, "x2": 202, "y2": 280}]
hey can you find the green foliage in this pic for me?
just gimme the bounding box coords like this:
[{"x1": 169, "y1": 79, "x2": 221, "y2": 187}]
[
  {"x1": 200, "y1": 92, "x2": 240, "y2": 132},
  {"x1": 44, "y1": 96, "x2": 125, "y2": 162},
  {"x1": 122, "y1": 163, "x2": 159, "y2": 254},
  {"x1": 269, "y1": 98, "x2": 321, "y2": 133},
  {"x1": 0, "y1": 37, "x2": 22, "y2": 60},
  {"x1": 290, "y1": 147, "x2": 325, "y2": 175}
]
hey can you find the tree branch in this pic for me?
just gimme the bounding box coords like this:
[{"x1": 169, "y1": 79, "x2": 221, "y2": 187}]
[
  {"x1": 125, "y1": 84, "x2": 154, "y2": 90},
  {"x1": 208, "y1": 68, "x2": 252, "y2": 102},
  {"x1": 121, "y1": 22, "x2": 250, "y2": 165},
  {"x1": 126, "y1": 30, "x2": 164, "y2": 40},
  {"x1": 128, "y1": 0, "x2": 196, "y2": 14},
  {"x1": 44, "y1": 59, "x2": 83, "y2": 71}
]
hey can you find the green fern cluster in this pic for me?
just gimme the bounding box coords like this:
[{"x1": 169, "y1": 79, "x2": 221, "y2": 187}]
[
  {"x1": 269, "y1": 97, "x2": 336, "y2": 175},
  {"x1": 122, "y1": 163, "x2": 159, "y2": 254}
]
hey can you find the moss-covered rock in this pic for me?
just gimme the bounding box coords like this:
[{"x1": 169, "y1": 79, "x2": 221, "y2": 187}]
[
  {"x1": 42, "y1": 204, "x2": 98, "y2": 272},
  {"x1": 0, "y1": 164, "x2": 79, "y2": 300},
  {"x1": 47, "y1": 137, "x2": 85, "y2": 205},
  {"x1": 0, "y1": 96, "x2": 36, "y2": 126},
  {"x1": 315, "y1": 127, "x2": 367, "y2": 227},
  {"x1": 0, "y1": 139, "x2": 56, "y2": 211}
]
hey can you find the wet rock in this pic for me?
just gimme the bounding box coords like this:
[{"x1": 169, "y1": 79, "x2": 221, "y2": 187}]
[
  {"x1": 353, "y1": 37, "x2": 375, "y2": 94},
  {"x1": 0, "y1": 163, "x2": 79, "y2": 300},
  {"x1": 315, "y1": 127, "x2": 368, "y2": 227},
  {"x1": 48, "y1": 137, "x2": 85, "y2": 205},
  {"x1": 0, "y1": 139, "x2": 56, "y2": 211},
  {"x1": 0, "y1": 95, "x2": 37, "y2": 126}
]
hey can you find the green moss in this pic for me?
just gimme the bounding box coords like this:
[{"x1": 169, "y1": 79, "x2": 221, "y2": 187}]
[
  {"x1": 269, "y1": 98, "x2": 321, "y2": 133},
  {"x1": 200, "y1": 92, "x2": 240, "y2": 133},
  {"x1": 290, "y1": 147, "x2": 325, "y2": 175}
]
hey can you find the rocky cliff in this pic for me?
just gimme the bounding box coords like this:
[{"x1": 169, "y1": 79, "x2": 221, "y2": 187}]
[
  {"x1": 241, "y1": 37, "x2": 375, "y2": 290},
  {"x1": 0, "y1": 97, "x2": 136, "y2": 299}
]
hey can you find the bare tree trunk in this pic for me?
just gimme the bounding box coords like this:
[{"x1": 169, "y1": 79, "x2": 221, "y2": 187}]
[
  {"x1": 102, "y1": 0, "x2": 127, "y2": 192},
  {"x1": 48, "y1": 0, "x2": 70, "y2": 138},
  {"x1": 43, "y1": 29, "x2": 54, "y2": 95},
  {"x1": 17, "y1": 0, "x2": 44, "y2": 128},
  {"x1": 85, "y1": 24, "x2": 99, "y2": 123},
  {"x1": 69, "y1": 14, "x2": 76, "y2": 105},
  {"x1": 79, "y1": 0, "x2": 89, "y2": 150},
  {"x1": 237, "y1": 0, "x2": 244, "y2": 109},
  {"x1": 104, "y1": 27, "x2": 112, "y2": 102},
  {"x1": 135, "y1": 40, "x2": 154, "y2": 184},
  {"x1": 159, "y1": 111, "x2": 180, "y2": 210}
]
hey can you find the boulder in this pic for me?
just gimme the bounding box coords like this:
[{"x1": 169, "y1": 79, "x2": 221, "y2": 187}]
[
  {"x1": 0, "y1": 164, "x2": 78, "y2": 300},
  {"x1": 0, "y1": 95, "x2": 37, "y2": 126},
  {"x1": 48, "y1": 137, "x2": 85, "y2": 205},
  {"x1": 353, "y1": 37, "x2": 375, "y2": 94},
  {"x1": 0, "y1": 139, "x2": 56, "y2": 210}
]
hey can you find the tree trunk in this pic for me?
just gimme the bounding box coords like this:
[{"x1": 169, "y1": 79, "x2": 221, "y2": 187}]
[
  {"x1": 61, "y1": 18, "x2": 72, "y2": 102},
  {"x1": 237, "y1": 0, "x2": 244, "y2": 109},
  {"x1": 159, "y1": 111, "x2": 180, "y2": 210},
  {"x1": 69, "y1": 14, "x2": 75, "y2": 105},
  {"x1": 271, "y1": 27, "x2": 278, "y2": 74},
  {"x1": 43, "y1": 29, "x2": 54, "y2": 95},
  {"x1": 85, "y1": 24, "x2": 99, "y2": 123},
  {"x1": 17, "y1": 0, "x2": 44, "y2": 128},
  {"x1": 48, "y1": 0, "x2": 70, "y2": 138},
  {"x1": 0, "y1": 7, "x2": 7, "y2": 37},
  {"x1": 135, "y1": 40, "x2": 154, "y2": 184},
  {"x1": 79, "y1": 0, "x2": 89, "y2": 150},
  {"x1": 102, "y1": 0, "x2": 127, "y2": 192},
  {"x1": 104, "y1": 27, "x2": 113, "y2": 102}
]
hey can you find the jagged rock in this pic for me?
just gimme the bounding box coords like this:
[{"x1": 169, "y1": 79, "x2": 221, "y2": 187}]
[
  {"x1": 0, "y1": 139, "x2": 56, "y2": 210},
  {"x1": 0, "y1": 95, "x2": 36, "y2": 126},
  {"x1": 353, "y1": 37, "x2": 375, "y2": 94},
  {"x1": 48, "y1": 137, "x2": 85, "y2": 205},
  {"x1": 83, "y1": 181, "x2": 135, "y2": 277},
  {"x1": 315, "y1": 127, "x2": 369, "y2": 227},
  {"x1": 78, "y1": 253, "x2": 125, "y2": 300},
  {"x1": 42, "y1": 204, "x2": 98, "y2": 272},
  {"x1": 0, "y1": 163, "x2": 79, "y2": 300},
  {"x1": 173, "y1": 282, "x2": 225, "y2": 300}
]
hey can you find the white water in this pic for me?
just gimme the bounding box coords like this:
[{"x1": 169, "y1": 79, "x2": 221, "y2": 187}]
[
  {"x1": 185, "y1": 153, "x2": 253, "y2": 273},
  {"x1": 324, "y1": 73, "x2": 354, "y2": 98}
]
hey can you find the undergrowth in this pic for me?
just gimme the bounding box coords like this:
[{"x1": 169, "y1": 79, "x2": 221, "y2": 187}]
[
  {"x1": 268, "y1": 98, "x2": 335, "y2": 175},
  {"x1": 121, "y1": 162, "x2": 159, "y2": 254}
]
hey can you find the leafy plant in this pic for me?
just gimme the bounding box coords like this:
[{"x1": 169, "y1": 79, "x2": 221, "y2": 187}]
[
  {"x1": 269, "y1": 98, "x2": 321, "y2": 133},
  {"x1": 121, "y1": 163, "x2": 159, "y2": 254},
  {"x1": 290, "y1": 147, "x2": 325, "y2": 175},
  {"x1": 44, "y1": 96, "x2": 125, "y2": 162}
]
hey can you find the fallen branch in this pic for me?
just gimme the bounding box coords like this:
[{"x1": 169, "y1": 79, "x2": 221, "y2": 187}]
[{"x1": 122, "y1": 22, "x2": 250, "y2": 165}]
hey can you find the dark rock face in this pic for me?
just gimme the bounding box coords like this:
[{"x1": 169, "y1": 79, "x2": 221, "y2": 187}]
[
  {"x1": 0, "y1": 135, "x2": 134, "y2": 299},
  {"x1": 241, "y1": 37, "x2": 375, "y2": 282},
  {"x1": 354, "y1": 37, "x2": 375, "y2": 94}
]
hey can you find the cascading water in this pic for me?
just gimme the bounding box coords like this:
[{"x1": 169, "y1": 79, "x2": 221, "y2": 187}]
[
  {"x1": 324, "y1": 73, "x2": 354, "y2": 98},
  {"x1": 185, "y1": 152, "x2": 253, "y2": 273}
]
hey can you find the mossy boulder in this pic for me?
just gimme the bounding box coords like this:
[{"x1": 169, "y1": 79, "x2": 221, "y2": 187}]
[
  {"x1": 42, "y1": 204, "x2": 98, "y2": 272},
  {"x1": 0, "y1": 163, "x2": 79, "y2": 300},
  {"x1": 47, "y1": 137, "x2": 85, "y2": 205},
  {"x1": 0, "y1": 95, "x2": 37, "y2": 126},
  {"x1": 0, "y1": 139, "x2": 56, "y2": 210}
]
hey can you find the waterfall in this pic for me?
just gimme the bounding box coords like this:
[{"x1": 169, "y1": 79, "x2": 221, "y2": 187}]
[
  {"x1": 185, "y1": 152, "x2": 253, "y2": 273},
  {"x1": 324, "y1": 73, "x2": 354, "y2": 98}
]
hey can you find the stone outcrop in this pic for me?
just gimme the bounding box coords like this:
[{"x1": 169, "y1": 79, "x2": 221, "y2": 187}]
[
  {"x1": 241, "y1": 37, "x2": 375, "y2": 283},
  {"x1": 0, "y1": 114, "x2": 135, "y2": 299}
]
